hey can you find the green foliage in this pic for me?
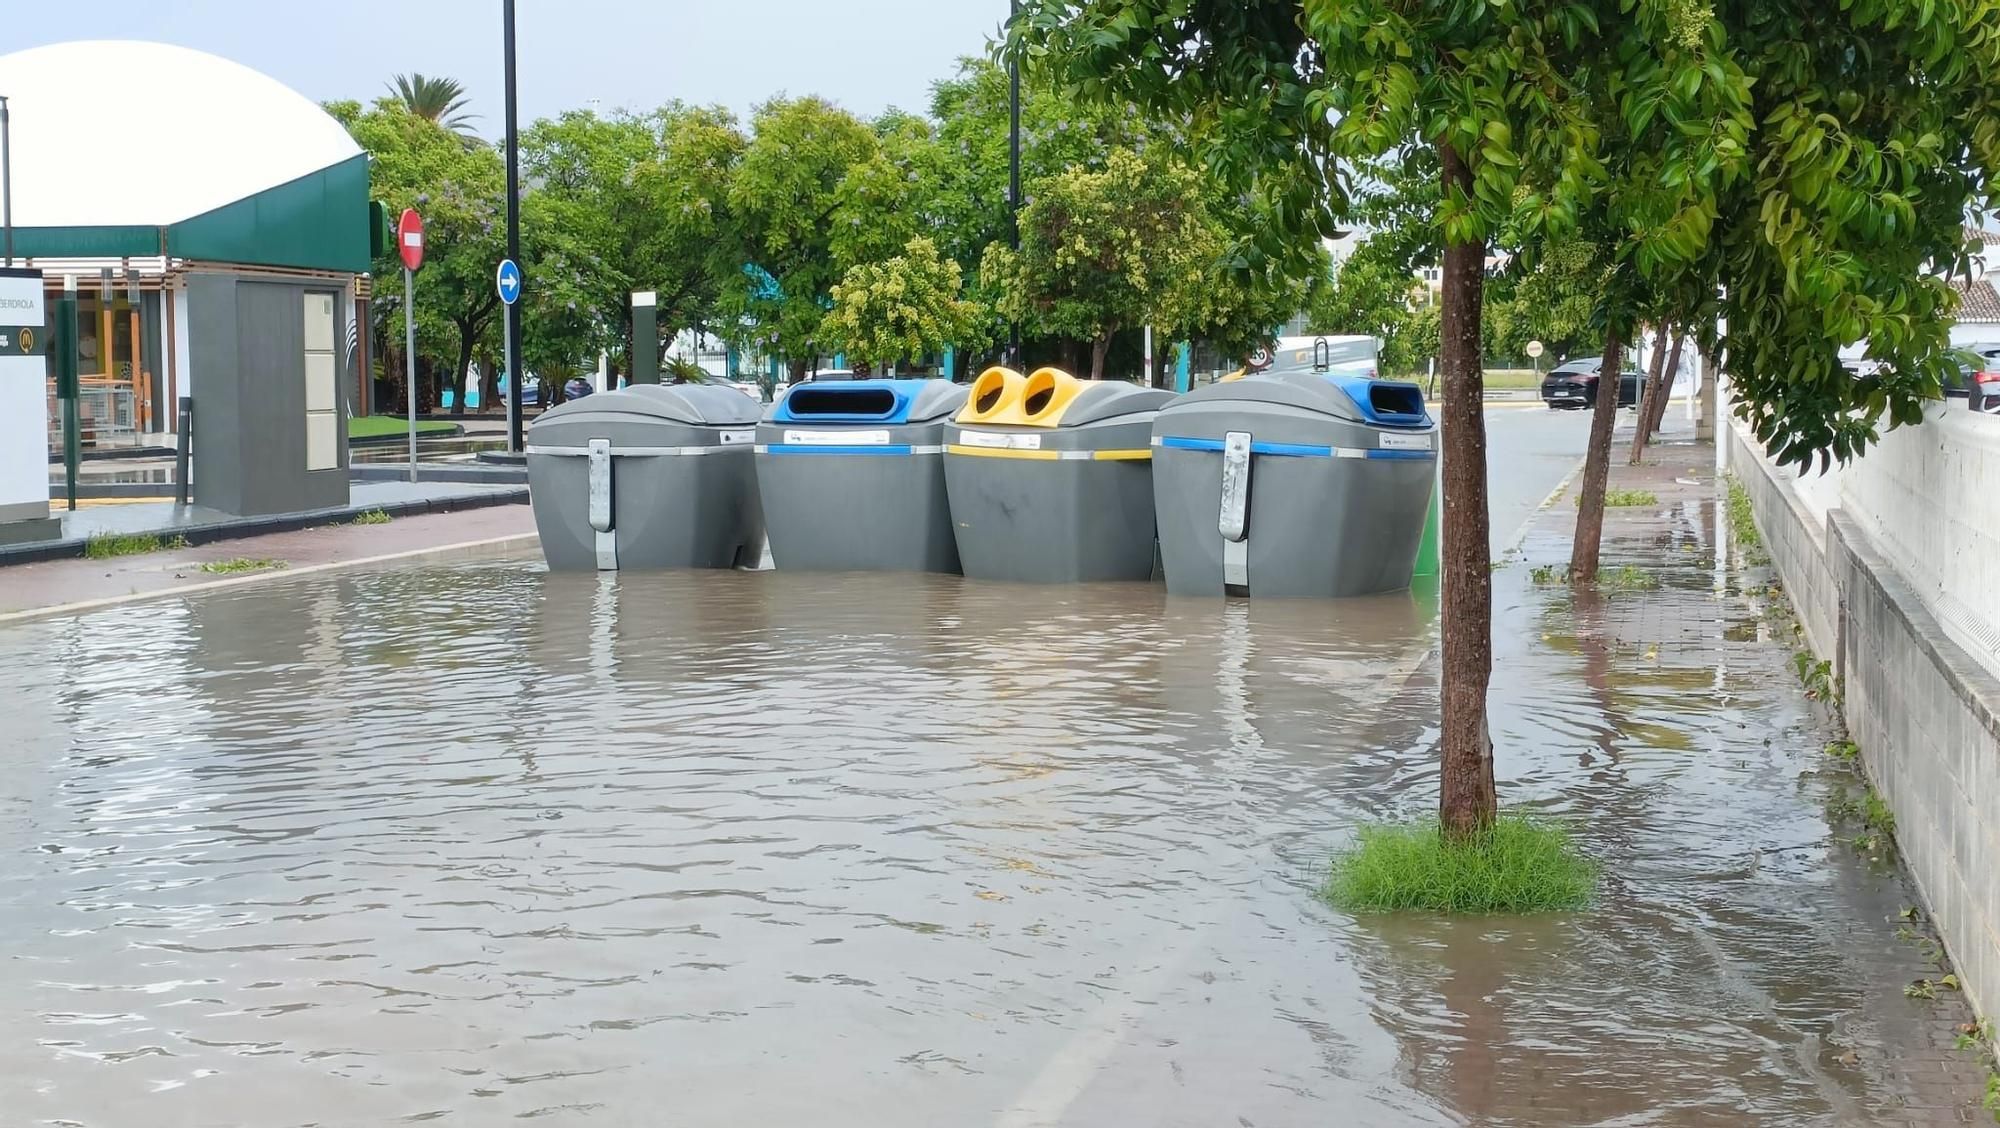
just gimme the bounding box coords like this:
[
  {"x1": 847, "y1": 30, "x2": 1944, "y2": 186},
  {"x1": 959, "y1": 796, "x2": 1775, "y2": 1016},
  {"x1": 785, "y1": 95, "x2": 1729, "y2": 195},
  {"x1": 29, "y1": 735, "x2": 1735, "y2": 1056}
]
[
  {"x1": 388, "y1": 73, "x2": 478, "y2": 136},
  {"x1": 727, "y1": 96, "x2": 881, "y2": 369},
  {"x1": 1596, "y1": 565, "x2": 1660, "y2": 591},
  {"x1": 341, "y1": 99, "x2": 506, "y2": 395},
  {"x1": 1826, "y1": 740, "x2": 1860, "y2": 762},
  {"x1": 83, "y1": 533, "x2": 185, "y2": 559},
  {"x1": 1323, "y1": 816, "x2": 1598, "y2": 914},
  {"x1": 982, "y1": 148, "x2": 1223, "y2": 378},
  {"x1": 821, "y1": 237, "x2": 985, "y2": 372},
  {"x1": 348, "y1": 417, "x2": 454, "y2": 439},
  {"x1": 198, "y1": 558, "x2": 286, "y2": 575},
  {"x1": 1304, "y1": 242, "x2": 1429, "y2": 376},
  {"x1": 1603, "y1": 489, "x2": 1658, "y2": 508},
  {"x1": 349, "y1": 509, "x2": 393, "y2": 526},
  {"x1": 1718, "y1": 2, "x2": 2000, "y2": 473},
  {"x1": 1530, "y1": 564, "x2": 1564, "y2": 585}
]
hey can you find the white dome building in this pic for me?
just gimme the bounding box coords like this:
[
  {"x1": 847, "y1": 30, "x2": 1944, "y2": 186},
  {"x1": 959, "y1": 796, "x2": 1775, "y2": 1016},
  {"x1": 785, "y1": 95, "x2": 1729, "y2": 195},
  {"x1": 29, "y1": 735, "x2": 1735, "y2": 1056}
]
[{"x1": 0, "y1": 40, "x2": 370, "y2": 515}]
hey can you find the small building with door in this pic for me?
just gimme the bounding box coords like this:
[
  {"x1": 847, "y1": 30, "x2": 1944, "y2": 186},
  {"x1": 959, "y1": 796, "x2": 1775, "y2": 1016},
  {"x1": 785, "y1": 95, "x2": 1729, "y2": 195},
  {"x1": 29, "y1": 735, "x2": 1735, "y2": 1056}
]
[{"x1": 0, "y1": 39, "x2": 372, "y2": 514}]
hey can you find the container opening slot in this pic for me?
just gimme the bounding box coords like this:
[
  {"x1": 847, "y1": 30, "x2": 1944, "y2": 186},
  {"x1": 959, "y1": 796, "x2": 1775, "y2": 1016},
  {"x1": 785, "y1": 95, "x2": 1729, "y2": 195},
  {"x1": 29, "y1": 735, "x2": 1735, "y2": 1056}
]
[
  {"x1": 1023, "y1": 385, "x2": 1055, "y2": 416},
  {"x1": 1369, "y1": 384, "x2": 1424, "y2": 418},
  {"x1": 974, "y1": 381, "x2": 1006, "y2": 413},
  {"x1": 788, "y1": 387, "x2": 898, "y2": 418}
]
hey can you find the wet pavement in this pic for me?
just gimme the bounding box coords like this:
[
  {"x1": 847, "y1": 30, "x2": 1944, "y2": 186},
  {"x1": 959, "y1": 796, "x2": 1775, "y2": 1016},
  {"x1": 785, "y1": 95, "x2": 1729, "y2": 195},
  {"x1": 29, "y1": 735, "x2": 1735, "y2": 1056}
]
[{"x1": 1, "y1": 420, "x2": 1987, "y2": 1126}]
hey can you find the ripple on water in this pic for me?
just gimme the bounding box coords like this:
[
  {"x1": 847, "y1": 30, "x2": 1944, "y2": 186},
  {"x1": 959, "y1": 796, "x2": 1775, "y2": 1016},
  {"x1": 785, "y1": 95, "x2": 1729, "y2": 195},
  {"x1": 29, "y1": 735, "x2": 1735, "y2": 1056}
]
[{"x1": 0, "y1": 559, "x2": 1961, "y2": 1125}]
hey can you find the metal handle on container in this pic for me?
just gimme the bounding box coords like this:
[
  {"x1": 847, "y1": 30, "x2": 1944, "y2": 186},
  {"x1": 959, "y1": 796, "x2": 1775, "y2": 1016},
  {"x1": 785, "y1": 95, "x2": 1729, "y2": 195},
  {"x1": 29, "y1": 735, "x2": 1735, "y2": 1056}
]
[
  {"x1": 1218, "y1": 430, "x2": 1252, "y2": 588},
  {"x1": 587, "y1": 437, "x2": 617, "y2": 570}
]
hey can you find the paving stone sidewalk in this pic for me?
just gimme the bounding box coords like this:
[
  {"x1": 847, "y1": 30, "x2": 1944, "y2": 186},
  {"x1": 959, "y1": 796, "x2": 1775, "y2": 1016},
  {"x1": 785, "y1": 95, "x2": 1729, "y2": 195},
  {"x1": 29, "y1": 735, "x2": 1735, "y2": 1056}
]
[
  {"x1": 1487, "y1": 422, "x2": 1994, "y2": 1125},
  {"x1": 0, "y1": 503, "x2": 536, "y2": 620}
]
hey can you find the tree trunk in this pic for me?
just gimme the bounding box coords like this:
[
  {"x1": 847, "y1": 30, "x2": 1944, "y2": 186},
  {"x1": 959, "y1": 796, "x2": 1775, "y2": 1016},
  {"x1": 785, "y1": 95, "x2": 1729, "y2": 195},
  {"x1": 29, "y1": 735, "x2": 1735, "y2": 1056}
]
[
  {"x1": 452, "y1": 321, "x2": 478, "y2": 416},
  {"x1": 1571, "y1": 328, "x2": 1626, "y2": 580},
  {"x1": 1089, "y1": 331, "x2": 1113, "y2": 381},
  {"x1": 1646, "y1": 330, "x2": 1686, "y2": 438},
  {"x1": 1627, "y1": 325, "x2": 1673, "y2": 465},
  {"x1": 1436, "y1": 140, "x2": 1497, "y2": 841}
]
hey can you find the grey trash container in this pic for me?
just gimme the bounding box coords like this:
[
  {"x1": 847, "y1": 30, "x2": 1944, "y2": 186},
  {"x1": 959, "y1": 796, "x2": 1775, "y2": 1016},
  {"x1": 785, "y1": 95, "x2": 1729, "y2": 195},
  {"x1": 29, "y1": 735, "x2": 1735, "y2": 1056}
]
[
  {"x1": 755, "y1": 377, "x2": 970, "y2": 573},
  {"x1": 527, "y1": 384, "x2": 764, "y2": 571},
  {"x1": 1151, "y1": 369, "x2": 1436, "y2": 597},
  {"x1": 943, "y1": 367, "x2": 1173, "y2": 583}
]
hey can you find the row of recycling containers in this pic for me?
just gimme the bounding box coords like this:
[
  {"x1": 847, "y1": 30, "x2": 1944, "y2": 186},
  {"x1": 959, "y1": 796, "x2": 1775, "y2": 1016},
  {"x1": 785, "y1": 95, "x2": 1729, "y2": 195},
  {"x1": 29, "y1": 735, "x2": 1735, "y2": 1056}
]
[{"x1": 526, "y1": 363, "x2": 1437, "y2": 597}]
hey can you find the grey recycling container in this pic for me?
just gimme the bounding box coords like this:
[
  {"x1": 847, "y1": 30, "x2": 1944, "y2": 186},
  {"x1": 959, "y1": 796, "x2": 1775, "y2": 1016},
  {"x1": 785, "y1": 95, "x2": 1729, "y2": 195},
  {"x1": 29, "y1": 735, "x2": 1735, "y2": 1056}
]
[
  {"x1": 1151, "y1": 367, "x2": 1437, "y2": 597},
  {"x1": 942, "y1": 367, "x2": 1174, "y2": 583},
  {"x1": 755, "y1": 377, "x2": 970, "y2": 573},
  {"x1": 526, "y1": 383, "x2": 764, "y2": 571}
]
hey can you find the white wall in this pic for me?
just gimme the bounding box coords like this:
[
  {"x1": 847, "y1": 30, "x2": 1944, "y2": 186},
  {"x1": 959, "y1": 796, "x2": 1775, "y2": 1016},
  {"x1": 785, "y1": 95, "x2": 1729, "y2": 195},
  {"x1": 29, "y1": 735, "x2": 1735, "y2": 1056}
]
[{"x1": 1840, "y1": 404, "x2": 2000, "y2": 682}]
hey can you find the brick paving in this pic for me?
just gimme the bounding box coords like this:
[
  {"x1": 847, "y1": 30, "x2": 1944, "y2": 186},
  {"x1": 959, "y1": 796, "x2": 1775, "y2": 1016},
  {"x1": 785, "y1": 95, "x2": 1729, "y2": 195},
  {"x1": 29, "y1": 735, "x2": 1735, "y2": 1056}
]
[
  {"x1": 1500, "y1": 421, "x2": 1995, "y2": 1125},
  {"x1": 0, "y1": 502, "x2": 536, "y2": 619}
]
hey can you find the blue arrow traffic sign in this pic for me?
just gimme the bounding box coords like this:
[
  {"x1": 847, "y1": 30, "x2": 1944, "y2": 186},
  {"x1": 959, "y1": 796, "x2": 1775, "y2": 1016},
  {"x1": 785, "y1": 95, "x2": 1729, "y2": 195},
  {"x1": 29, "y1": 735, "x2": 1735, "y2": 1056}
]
[{"x1": 496, "y1": 258, "x2": 522, "y2": 306}]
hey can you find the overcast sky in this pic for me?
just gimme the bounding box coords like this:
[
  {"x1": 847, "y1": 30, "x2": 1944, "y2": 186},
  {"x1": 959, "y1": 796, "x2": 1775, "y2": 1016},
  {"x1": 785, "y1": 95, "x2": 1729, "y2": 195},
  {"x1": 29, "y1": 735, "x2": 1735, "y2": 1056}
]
[{"x1": 7, "y1": 1, "x2": 1007, "y2": 130}]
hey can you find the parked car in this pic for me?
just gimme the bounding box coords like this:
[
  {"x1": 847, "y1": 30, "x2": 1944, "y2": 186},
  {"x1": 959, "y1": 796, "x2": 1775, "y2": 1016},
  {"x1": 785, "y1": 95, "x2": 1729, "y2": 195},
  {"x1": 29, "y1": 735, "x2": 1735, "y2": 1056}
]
[
  {"x1": 1949, "y1": 345, "x2": 2000, "y2": 412},
  {"x1": 1540, "y1": 356, "x2": 1641, "y2": 410}
]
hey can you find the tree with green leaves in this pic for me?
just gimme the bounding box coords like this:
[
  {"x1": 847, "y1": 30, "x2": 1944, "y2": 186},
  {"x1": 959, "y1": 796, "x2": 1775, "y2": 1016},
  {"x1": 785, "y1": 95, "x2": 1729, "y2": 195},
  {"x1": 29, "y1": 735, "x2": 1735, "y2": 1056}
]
[
  {"x1": 980, "y1": 148, "x2": 1222, "y2": 379},
  {"x1": 1306, "y1": 243, "x2": 1428, "y2": 376},
  {"x1": 335, "y1": 97, "x2": 507, "y2": 410},
  {"x1": 726, "y1": 97, "x2": 880, "y2": 377},
  {"x1": 388, "y1": 73, "x2": 478, "y2": 137},
  {"x1": 819, "y1": 236, "x2": 986, "y2": 374},
  {"x1": 1016, "y1": 0, "x2": 1749, "y2": 837}
]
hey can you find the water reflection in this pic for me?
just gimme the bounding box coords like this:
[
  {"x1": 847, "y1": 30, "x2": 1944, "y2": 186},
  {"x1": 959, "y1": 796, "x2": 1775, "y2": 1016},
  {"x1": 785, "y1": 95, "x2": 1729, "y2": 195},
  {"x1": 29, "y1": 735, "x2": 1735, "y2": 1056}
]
[{"x1": 0, "y1": 554, "x2": 1961, "y2": 1124}]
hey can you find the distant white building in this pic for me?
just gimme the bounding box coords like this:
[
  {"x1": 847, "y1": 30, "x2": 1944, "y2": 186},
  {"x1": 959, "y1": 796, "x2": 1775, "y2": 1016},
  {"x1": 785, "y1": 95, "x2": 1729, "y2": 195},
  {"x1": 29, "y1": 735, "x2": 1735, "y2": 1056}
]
[{"x1": 1953, "y1": 225, "x2": 2000, "y2": 347}]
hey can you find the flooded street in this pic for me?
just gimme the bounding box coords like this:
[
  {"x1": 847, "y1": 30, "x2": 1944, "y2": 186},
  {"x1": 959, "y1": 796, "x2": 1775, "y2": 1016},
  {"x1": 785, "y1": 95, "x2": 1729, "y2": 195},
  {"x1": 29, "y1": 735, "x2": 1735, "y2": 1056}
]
[{"x1": 1, "y1": 422, "x2": 1981, "y2": 1126}]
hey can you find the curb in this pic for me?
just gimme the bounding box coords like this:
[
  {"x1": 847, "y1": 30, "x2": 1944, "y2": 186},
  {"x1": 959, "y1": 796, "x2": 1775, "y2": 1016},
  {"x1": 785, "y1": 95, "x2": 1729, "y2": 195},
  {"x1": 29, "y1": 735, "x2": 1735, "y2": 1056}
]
[
  {"x1": 0, "y1": 487, "x2": 530, "y2": 568},
  {"x1": 348, "y1": 424, "x2": 467, "y2": 447},
  {"x1": 0, "y1": 532, "x2": 541, "y2": 626}
]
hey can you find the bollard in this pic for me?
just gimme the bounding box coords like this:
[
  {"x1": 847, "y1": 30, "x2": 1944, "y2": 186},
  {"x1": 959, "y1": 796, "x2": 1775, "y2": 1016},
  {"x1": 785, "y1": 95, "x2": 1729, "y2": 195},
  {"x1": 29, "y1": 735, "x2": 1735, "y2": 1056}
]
[
  {"x1": 1413, "y1": 473, "x2": 1442, "y2": 578},
  {"x1": 56, "y1": 277, "x2": 79, "y2": 511},
  {"x1": 174, "y1": 396, "x2": 193, "y2": 506}
]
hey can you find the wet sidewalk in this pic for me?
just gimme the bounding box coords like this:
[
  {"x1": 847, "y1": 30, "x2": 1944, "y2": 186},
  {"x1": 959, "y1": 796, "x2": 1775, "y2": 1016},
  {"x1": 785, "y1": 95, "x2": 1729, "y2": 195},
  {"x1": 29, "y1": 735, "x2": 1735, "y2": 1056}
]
[
  {"x1": 1, "y1": 480, "x2": 528, "y2": 566},
  {"x1": 1483, "y1": 422, "x2": 1992, "y2": 1124},
  {"x1": 0, "y1": 503, "x2": 535, "y2": 621}
]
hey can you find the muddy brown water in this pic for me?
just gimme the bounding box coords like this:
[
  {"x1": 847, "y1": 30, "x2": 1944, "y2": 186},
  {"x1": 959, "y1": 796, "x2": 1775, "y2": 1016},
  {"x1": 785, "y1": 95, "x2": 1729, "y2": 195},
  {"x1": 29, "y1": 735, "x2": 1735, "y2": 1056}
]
[{"x1": 0, "y1": 551, "x2": 1966, "y2": 1125}]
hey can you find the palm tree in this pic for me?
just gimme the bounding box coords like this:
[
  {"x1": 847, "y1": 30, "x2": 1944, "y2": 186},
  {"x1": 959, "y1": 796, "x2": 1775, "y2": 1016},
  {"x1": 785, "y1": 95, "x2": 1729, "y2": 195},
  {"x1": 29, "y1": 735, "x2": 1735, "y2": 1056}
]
[{"x1": 388, "y1": 73, "x2": 478, "y2": 136}]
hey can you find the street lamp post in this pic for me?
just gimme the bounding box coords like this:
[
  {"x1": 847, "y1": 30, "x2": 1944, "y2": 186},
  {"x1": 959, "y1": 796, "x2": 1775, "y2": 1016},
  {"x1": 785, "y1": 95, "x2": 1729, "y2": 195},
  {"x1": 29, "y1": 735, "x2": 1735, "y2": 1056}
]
[
  {"x1": 1007, "y1": 0, "x2": 1022, "y2": 367},
  {"x1": 503, "y1": 0, "x2": 525, "y2": 452},
  {"x1": 1, "y1": 95, "x2": 14, "y2": 267}
]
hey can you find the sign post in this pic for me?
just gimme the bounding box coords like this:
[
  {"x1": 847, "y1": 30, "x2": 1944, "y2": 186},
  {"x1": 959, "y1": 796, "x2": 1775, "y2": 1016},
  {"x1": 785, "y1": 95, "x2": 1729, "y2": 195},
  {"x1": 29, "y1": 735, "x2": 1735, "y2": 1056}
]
[
  {"x1": 1526, "y1": 338, "x2": 1545, "y2": 382},
  {"x1": 398, "y1": 208, "x2": 425, "y2": 483},
  {"x1": 0, "y1": 266, "x2": 59, "y2": 543},
  {"x1": 631, "y1": 291, "x2": 657, "y2": 385}
]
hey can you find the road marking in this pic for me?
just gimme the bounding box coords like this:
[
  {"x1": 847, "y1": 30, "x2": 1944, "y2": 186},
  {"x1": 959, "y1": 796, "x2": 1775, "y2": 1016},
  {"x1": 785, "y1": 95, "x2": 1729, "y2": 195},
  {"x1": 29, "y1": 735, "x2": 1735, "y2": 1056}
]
[{"x1": 0, "y1": 533, "x2": 539, "y2": 626}]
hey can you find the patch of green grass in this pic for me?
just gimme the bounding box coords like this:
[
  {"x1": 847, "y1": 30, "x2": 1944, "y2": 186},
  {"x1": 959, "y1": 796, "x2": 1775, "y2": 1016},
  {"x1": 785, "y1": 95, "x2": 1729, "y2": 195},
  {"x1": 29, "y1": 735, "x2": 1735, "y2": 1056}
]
[
  {"x1": 348, "y1": 416, "x2": 456, "y2": 440},
  {"x1": 349, "y1": 508, "x2": 392, "y2": 526},
  {"x1": 1724, "y1": 474, "x2": 1770, "y2": 564},
  {"x1": 1322, "y1": 816, "x2": 1598, "y2": 914},
  {"x1": 198, "y1": 557, "x2": 286, "y2": 575},
  {"x1": 1983, "y1": 1070, "x2": 1998, "y2": 1124},
  {"x1": 1604, "y1": 488, "x2": 1658, "y2": 507},
  {"x1": 1530, "y1": 564, "x2": 1563, "y2": 585},
  {"x1": 1826, "y1": 740, "x2": 1860, "y2": 762},
  {"x1": 83, "y1": 532, "x2": 189, "y2": 559},
  {"x1": 1597, "y1": 564, "x2": 1659, "y2": 590},
  {"x1": 1958, "y1": 1020, "x2": 1995, "y2": 1052}
]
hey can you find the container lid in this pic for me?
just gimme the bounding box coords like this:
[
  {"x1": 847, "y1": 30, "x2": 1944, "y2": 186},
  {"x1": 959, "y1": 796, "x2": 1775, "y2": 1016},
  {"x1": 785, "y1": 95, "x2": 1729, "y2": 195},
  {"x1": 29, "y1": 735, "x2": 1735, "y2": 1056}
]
[
  {"x1": 1054, "y1": 381, "x2": 1176, "y2": 426},
  {"x1": 1162, "y1": 371, "x2": 1432, "y2": 429},
  {"x1": 531, "y1": 383, "x2": 763, "y2": 431},
  {"x1": 770, "y1": 378, "x2": 967, "y2": 425}
]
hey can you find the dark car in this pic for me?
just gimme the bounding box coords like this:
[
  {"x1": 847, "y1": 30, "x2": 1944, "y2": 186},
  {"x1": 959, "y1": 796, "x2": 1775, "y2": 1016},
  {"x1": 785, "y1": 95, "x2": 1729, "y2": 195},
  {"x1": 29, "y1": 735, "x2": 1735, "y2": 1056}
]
[
  {"x1": 1540, "y1": 356, "x2": 1641, "y2": 410},
  {"x1": 1948, "y1": 345, "x2": 2000, "y2": 412}
]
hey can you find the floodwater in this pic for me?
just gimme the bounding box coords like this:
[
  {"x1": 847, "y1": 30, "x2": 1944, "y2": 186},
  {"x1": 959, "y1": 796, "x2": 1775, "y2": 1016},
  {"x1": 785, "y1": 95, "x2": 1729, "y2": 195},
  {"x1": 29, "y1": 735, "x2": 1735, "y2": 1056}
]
[{"x1": 0, "y1": 542, "x2": 1969, "y2": 1125}]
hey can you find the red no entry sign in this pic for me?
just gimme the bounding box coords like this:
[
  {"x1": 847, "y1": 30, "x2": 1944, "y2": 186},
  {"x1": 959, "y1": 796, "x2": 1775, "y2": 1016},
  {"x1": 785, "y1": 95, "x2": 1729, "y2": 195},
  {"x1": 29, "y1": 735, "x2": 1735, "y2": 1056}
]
[{"x1": 397, "y1": 208, "x2": 425, "y2": 273}]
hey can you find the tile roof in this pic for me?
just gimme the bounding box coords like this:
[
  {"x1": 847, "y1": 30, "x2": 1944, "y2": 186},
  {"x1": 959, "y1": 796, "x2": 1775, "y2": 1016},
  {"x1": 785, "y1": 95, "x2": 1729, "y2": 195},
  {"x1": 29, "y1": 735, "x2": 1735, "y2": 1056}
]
[
  {"x1": 1968, "y1": 225, "x2": 2000, "y2": 246},
  {"x1": 1955, "y1": 279, "x2": 2000, "y2": 324}
]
